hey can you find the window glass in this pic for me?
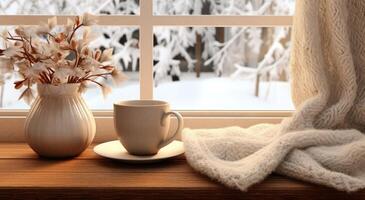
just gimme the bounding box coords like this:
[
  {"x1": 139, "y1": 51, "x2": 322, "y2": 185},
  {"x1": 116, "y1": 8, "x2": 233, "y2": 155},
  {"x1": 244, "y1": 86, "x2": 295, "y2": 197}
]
[
  {"x1": 153, "y1": 0, "x2": 295, "y2": 16},
  {"x1": 0, "y1": 0, "x2": 140, "y2": 15},
  {"x1": 0, "y1": 0, "x2": 295, "y2": 111},
  {"x1": 0, "y1": 26, "x2": 140, "y2": 109},
  {"x1": 153, "y1": 26, "x2": 294, "y2": 110}
]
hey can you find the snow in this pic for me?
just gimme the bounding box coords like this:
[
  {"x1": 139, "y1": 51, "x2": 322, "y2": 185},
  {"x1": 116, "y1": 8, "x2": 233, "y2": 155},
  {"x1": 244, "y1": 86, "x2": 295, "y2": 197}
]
[
  {"x1": 154, "y1": 73, "x2": 294, "y2": 110},
  {"x1": 2, "y1": 72, "x2": 294, "y2": 110},
  {"x1": 0, "y1": 0, "x2": 296, "y2": 111}
]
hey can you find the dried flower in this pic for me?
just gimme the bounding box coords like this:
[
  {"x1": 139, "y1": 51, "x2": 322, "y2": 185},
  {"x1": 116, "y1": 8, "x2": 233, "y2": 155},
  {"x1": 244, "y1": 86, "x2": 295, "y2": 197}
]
[
  {"x1": 101, "y1": 84, "x2": 112, "y2": 98},
  {"x1": 81, "y1": 26, "x2": 97, "y2": 47},
  {"x1": 70, "y1": 39, "x2": 78, "y2": 49},
  {"x1": 82, "y1": 13, "x2": 98, "y2": 26},
  {"x1": 53, "y1": 67, "x2": 72, "y2": 83},
  {"x1": 81, "y1": 46, "x2": 91, "y2": 56},
  {"x1": 14, "y1": 26, "x2": 32, "y2": 39},
  {"x1": 0, "y1": 57, "x2": 14, "y2": 71},
  {"x1": 111, "y1": 69, "x2": 128, "y2": 85},
  {"x1": 19, "y1": 65, "x2": 42, "y2": 80},
  {"x1": 14, "y1": 80, "x2": 25, "y2": 89},
  {"x1": 0, "y1": 14, "x2": 126, "y2": 103},
  {"x1": 78, "y1": 82, "x2": 88, "y2": 93},
  {"x1": 100, "y1": 48, "x2": 114, "y2": 63},
  {"x1": 18, "y1": 87, "x2": 34, "y2": 105},
  {"x1": 2, "y1": 46, "x2": 22, "y2": 57},
  {"x1": 93, "y1": 49, "x2": 102, "y2": 61},
  {"x1": 74, "y1": 16, "x2": 82, "y2": 26}
]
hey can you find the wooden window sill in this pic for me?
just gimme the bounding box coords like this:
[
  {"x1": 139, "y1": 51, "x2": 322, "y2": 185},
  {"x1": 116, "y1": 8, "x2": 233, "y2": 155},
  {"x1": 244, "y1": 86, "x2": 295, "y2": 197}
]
[{"x1": 0, "y1": 143, "x2": 363, "y2": 200}]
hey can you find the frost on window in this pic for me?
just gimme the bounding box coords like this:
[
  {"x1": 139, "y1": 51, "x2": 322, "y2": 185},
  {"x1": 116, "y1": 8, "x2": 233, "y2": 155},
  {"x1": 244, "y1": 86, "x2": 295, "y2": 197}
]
[{"x1": 0, "y1": 0, "x2": 294, "y2": 110}]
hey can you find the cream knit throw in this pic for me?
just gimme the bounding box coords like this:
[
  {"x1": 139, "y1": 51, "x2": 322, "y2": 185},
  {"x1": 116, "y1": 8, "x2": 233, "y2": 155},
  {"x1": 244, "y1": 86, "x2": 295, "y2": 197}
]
[{"x1": 182, "y1": 0, "x2": 365, "y2": 192}]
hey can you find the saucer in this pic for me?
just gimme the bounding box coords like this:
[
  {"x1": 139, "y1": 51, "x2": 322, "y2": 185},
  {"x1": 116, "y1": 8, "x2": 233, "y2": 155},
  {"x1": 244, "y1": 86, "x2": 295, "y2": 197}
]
[{"x1": 93, "y1": 140, "x2": 185, "y2": 163}]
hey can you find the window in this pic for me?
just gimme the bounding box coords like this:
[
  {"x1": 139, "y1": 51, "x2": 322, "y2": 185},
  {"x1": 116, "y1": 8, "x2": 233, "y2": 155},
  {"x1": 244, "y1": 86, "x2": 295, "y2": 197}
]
[
  {"x1": 0, "y1": 0, "x2": 294, "y2": 140},
  {"x1": 153, "y1": 26, "x2": 293, "y2": 110}
]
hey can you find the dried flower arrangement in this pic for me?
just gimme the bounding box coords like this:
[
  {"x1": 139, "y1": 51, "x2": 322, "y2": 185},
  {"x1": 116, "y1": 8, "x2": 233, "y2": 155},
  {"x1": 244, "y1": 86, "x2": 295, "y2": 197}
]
[{"x1": 0, "y1": 13, "x2": 126, "y2": 104}]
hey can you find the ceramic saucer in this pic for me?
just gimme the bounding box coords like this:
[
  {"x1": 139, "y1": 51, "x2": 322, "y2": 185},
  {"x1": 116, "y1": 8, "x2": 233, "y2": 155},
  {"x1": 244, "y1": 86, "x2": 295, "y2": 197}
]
[{"x1": 93, "y1": 140, "x2": 184, "y2": 163}]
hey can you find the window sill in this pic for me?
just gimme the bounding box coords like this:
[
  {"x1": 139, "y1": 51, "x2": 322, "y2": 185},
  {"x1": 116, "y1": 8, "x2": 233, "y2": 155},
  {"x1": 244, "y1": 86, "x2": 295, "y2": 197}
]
[
  {"x1": 0, "y1": 143, "x2": 362, "y2": 200},
  {"x1": 0, "y1": 110, "x2": 292, "y2": 142}
]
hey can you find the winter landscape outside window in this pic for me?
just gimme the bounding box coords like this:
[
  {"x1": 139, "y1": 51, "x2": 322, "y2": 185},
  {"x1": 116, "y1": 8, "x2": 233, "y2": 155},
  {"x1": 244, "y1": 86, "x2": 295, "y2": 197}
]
[{"x1": 0, "y1": 0, "x2": 295, "y2": 110}]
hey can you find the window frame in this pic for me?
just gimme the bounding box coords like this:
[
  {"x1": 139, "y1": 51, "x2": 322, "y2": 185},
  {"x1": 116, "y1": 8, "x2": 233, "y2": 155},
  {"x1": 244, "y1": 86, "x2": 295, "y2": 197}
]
[{"x1": 0, "y1": 1, "x2": 294, "y2": 142}]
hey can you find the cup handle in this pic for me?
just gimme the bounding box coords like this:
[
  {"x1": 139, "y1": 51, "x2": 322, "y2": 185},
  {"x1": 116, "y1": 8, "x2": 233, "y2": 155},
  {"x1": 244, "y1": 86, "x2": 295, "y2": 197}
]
[{"x1": 159, "y1": 111, "x2": 184, "y2": 149}]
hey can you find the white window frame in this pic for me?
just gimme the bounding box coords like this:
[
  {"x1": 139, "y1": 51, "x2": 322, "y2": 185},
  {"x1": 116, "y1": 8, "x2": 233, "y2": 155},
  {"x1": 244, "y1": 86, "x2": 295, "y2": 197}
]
[{"x1": 0, "y1": 1, "x2": 293, "y2": 142}]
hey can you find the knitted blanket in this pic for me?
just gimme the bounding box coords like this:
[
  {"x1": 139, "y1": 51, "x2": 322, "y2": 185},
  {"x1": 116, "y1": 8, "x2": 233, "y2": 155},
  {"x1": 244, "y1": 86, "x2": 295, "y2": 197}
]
[{"x1": 182, "y1": 0, "x2": 365, "y2": 192}]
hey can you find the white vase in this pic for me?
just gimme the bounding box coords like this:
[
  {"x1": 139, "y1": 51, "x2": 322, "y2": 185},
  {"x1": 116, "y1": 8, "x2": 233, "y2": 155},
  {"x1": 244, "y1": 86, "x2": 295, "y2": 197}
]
[{"x1": 25, "y1": 83, "x2": 96, "y2": 158}]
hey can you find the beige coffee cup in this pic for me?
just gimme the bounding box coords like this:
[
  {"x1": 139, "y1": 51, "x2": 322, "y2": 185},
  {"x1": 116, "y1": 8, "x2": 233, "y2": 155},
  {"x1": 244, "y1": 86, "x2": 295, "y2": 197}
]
[{"x1": 113, "y1": 100, "x2": 183, "y2": 156}]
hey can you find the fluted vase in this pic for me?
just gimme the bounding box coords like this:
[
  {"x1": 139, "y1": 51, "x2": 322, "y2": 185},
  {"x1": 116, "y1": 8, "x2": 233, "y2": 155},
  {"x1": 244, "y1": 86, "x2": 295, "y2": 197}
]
[{"x1": 25, "y1": 83, "x2": 96, "y2": 158}]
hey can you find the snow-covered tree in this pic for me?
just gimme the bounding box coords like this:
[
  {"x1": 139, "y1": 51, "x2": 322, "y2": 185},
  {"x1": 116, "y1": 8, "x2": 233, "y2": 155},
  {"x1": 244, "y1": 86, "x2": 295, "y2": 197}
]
[
  {"x1": 203, "y1": 0, "x2": 294, "y2": 96},
  {"x1": 153, "y1": 0, "x2": 294, "y2": 91},
  {"x1": 0, "y1": 0, "x2": 295, "y2": 105}
]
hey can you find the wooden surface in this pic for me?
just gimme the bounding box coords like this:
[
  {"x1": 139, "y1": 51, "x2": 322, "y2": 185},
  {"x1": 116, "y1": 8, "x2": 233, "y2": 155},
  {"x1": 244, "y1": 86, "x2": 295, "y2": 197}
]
[{"x1": 0, "y1": 143, "x2": 364, "y2": 200}]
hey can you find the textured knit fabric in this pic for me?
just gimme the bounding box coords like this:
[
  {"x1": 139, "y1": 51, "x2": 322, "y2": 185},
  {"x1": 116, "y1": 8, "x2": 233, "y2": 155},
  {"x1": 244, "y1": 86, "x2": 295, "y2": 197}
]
[{"x1": 182, "y1": 0, "x2": 365, "y2": 192}]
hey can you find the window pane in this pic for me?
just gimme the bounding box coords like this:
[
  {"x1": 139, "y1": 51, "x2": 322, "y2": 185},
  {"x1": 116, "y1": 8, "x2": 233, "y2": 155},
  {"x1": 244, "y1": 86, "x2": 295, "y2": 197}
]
[
  {"x1": 153, "y1": 0, "x2": 295, "y2": 16},
  {"x1": 0, "y1": 26, "x2": 140, "y2": 109},
  {"x1": 153, "y1": 26, "x2": 294, "y2": 110},
  {"x1": 0, "y1": 0, "x2": 140, "y2": 15}
]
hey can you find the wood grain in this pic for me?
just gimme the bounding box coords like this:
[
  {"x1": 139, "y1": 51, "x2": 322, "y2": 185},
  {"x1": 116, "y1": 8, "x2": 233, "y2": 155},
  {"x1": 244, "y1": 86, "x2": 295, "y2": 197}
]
[{"x1": 0, "y1": 143, "x2": 363, "y2": 200}]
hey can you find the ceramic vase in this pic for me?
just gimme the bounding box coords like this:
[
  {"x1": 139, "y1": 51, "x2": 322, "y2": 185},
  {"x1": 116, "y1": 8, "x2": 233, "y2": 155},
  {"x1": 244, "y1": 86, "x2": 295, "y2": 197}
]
[{"x1": 25, "y1": 83, "x2": 96, "y2": 158}]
